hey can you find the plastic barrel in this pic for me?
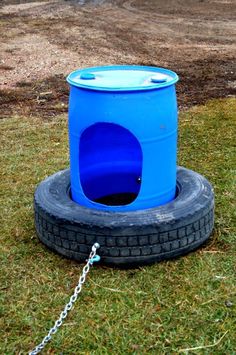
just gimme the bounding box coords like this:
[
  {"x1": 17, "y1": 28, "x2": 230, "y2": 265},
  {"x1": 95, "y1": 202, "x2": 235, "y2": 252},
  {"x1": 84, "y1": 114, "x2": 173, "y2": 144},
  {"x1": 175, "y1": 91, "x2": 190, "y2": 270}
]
[{"x1": 67, "y1": 65, "x2": 179, "y2": 211}]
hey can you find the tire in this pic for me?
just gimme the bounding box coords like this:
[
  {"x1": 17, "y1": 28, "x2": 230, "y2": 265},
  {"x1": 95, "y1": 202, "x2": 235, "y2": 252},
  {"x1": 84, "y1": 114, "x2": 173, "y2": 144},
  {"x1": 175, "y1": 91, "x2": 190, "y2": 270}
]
[{"x1": 34, "y1": 167, "x2": 214, "y2": 267}]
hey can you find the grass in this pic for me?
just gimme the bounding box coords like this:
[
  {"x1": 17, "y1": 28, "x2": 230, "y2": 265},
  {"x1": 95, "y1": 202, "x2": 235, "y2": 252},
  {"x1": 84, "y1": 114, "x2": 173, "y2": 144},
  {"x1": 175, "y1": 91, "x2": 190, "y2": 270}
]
[{"x1": 0, "y1": 98, "x2": 235, "y2": 354}]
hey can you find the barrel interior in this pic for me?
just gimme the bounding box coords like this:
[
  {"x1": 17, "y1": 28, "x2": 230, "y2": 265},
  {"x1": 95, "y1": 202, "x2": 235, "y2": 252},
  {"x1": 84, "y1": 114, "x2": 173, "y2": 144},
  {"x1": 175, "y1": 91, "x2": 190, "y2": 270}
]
[{"x1": 79, "y1": 122, "x2": 142, "y2": 206}]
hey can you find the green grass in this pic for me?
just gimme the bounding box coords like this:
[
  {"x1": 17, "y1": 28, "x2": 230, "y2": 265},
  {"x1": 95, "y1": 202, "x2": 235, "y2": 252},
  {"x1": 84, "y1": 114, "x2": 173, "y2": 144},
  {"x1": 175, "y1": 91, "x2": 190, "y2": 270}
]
[{"x1": 0, "y1": 98, "x2": 235, "y2": 354}]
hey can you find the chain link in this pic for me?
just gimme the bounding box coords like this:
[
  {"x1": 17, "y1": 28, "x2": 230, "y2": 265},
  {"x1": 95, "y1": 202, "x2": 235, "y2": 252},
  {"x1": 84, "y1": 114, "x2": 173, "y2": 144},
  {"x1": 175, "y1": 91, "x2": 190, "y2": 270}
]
[{"x1": 29, "y1": 243, "x2": 100, "y2": 355}]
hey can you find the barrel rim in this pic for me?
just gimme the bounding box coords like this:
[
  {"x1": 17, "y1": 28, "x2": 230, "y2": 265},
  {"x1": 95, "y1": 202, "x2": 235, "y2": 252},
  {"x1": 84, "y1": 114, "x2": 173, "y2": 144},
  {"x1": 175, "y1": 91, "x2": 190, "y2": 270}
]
[{"x1": 66, "y1": 65, "x2": 179, "y2": 92}]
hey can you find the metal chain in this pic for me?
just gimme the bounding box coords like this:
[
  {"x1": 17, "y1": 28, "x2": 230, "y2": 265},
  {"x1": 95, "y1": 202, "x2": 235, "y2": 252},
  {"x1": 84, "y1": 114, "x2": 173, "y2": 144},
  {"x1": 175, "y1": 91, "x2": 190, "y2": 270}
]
[{"x1": 29, "y1": 243, "x2": 100, "y2": 355}]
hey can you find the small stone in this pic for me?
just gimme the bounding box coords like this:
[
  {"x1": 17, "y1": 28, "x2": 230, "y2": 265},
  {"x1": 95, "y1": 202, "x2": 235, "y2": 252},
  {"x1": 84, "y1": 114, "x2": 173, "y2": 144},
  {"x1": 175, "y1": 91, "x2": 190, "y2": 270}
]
[
  {"x1": 131, "y1": 344, "x2": 139, "y2": 350},
  {"x1": 225, "y1": 300, "x2": 233, "y2": 308}
]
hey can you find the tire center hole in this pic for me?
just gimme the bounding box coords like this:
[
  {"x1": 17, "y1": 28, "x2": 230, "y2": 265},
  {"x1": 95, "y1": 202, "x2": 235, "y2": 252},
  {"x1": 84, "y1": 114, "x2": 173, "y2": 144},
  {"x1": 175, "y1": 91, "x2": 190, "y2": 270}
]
[{"x1": 94, "y1": 192, "x2": 138, "y2": 206}]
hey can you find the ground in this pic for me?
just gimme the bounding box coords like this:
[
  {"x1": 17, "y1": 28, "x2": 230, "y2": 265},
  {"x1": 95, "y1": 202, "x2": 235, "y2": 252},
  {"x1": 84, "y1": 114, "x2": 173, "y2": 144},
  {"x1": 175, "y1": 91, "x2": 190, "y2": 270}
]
[
  {"x1": 0, "y1": 0, "x2": 236, "y2": 117},
  {"x1": 0, "y1": 1, "x2": 235, "y2": 354},
  {"x1": 1, "y1": 99, "x2": 235, "y2": 354}
]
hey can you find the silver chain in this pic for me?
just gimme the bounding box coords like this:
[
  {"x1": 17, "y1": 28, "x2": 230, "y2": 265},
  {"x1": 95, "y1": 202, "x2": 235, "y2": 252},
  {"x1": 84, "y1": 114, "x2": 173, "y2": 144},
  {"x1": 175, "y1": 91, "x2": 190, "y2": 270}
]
[{"x1": 29, "y1": 242, "x2": 100, "y2": 355}]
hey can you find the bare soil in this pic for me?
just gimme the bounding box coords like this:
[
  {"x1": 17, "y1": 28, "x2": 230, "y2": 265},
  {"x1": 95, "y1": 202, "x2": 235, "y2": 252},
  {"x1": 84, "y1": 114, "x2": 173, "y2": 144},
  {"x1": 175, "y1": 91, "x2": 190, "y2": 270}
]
[{"x1": 0, "y1": 0, "x2": 235, "y2": 118}]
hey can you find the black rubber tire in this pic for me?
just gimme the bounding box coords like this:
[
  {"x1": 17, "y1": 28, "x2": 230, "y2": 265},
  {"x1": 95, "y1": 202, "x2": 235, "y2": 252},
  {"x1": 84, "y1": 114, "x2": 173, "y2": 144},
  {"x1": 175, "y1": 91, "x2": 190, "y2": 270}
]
[{"x1": 34, "y1": 167, "x2": 214, "y2": 267}]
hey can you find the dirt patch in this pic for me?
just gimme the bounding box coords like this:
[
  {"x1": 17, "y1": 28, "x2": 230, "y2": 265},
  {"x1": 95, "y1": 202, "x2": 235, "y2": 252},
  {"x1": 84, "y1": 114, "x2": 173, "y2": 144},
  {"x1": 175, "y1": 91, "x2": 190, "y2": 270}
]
[
  {"x1": 0, "y1": 1, "x2": 49, "y2": 14},
  {"x1": 0, "y1": 74, "x2": 68, "y2": 118},
  {"x1": 0, "y1": 0, "x2": 235, "y2": 118}
]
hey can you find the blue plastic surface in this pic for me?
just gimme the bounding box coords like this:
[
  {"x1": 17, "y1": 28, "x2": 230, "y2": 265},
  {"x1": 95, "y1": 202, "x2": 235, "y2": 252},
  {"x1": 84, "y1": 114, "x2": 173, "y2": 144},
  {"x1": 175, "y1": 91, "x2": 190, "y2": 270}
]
[
  {"x1": 67, "y1": 65, "x2": 179, "y2": 211},
  {"x1": 67, "y1": 65, "x2": 178, "y2": 91}
]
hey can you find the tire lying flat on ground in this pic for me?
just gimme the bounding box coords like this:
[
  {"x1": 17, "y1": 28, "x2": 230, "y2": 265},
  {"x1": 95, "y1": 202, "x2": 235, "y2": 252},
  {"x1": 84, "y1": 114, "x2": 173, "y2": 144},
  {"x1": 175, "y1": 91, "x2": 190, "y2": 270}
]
[{"x1": 34, "y1": 167, "x2": 214, "y2": 267}]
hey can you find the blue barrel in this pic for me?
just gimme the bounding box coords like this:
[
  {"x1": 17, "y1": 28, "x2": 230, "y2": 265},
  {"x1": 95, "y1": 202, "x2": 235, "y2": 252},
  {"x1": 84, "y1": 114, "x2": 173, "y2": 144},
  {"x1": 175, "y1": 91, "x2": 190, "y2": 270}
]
[{"x1": 67, "y1": 65, "x2": 179, "y2": 211}]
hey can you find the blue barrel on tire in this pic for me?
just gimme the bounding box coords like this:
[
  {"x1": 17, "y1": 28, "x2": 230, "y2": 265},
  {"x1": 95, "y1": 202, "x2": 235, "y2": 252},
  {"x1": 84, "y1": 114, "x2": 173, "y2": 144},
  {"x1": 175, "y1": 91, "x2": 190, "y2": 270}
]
[{"x1": 67, "y1": 65, "x2": 179, "y2": 211}]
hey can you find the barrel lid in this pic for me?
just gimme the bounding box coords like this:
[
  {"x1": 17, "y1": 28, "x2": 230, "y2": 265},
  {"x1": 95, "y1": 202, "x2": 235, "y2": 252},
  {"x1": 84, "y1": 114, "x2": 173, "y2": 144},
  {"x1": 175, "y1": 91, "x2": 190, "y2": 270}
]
[{"x1": 67, "y1": 65, "x2": 178, "y2": 92}]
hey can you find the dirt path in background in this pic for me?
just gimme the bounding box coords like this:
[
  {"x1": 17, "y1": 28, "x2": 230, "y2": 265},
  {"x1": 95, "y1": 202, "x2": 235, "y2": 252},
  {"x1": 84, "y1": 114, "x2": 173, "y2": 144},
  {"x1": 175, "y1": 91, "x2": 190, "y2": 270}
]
[{"x1": 0, "y1": 0, "x2": 235, "y2": 118}]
